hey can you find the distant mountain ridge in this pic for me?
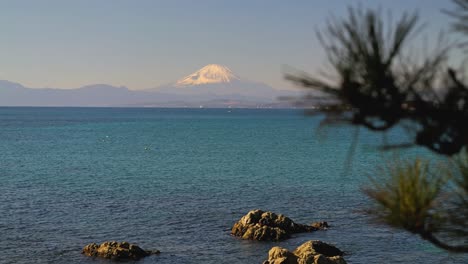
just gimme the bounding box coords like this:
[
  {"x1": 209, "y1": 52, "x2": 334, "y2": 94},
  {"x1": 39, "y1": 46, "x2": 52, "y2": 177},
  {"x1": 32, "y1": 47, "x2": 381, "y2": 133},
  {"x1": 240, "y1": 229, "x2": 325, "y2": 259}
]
[{"x1": 0, "y1": 65, "x2": 299, "y2": 107}]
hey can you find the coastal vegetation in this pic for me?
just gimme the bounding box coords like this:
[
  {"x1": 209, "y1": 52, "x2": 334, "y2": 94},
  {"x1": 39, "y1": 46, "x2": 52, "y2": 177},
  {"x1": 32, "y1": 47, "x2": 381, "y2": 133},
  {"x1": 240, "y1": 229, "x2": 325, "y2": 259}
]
[{"x1": 287, "y1": 0, "x2": 468, "y2": 253}]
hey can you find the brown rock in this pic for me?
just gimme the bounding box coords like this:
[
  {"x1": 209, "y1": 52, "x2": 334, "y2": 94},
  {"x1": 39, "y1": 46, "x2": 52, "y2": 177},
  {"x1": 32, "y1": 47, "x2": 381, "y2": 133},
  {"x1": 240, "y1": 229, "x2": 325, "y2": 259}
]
[
  {"x1": 312, "y1": 255, "x2": 347, "y2": 264},
  {"x1": 231, "y1": 210, "x2": 327, "y2": 241},
  {"x1": 82, "y1": 241, "x2": 160, "y2": 260},
  {"x1": 267, "y1": 247, "x2": 299, "y2": 264},
  {"x1": 310, "y1": 222, "x2": 329, "y2": 230},
  {"x1": 263, "y1": 240, "x2": 346, "y2": 264},
  {"x1": 294, "y1": 240, "x2": 343, "y2": 258}
]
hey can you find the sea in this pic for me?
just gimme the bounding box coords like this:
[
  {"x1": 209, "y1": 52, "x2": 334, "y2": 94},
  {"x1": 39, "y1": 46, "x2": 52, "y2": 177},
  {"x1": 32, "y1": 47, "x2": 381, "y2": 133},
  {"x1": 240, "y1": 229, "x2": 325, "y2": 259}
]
[{"x1": 0, "y1": 107, "x2": 466, "y2": 264}]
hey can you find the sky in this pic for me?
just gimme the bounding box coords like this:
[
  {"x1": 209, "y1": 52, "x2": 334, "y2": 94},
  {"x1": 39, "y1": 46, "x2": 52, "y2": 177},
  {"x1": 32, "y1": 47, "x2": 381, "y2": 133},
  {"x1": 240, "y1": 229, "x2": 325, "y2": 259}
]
[{"x1": 0, "y1": 0, "x2": 459, "y2": 90}]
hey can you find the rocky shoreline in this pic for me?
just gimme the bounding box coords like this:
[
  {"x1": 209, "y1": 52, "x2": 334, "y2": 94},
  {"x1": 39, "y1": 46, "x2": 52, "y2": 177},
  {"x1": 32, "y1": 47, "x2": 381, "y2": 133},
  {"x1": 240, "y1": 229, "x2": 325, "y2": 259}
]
[{"x1": 81, "y1": 210, "x2": 346, "y2": 263}]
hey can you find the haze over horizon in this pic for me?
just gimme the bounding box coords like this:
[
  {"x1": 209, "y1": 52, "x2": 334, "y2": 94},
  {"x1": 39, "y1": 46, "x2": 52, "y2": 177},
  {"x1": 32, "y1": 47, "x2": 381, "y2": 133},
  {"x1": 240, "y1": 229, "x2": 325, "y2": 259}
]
[
  {"x1": 0, "y1": 0, "x2": 456, "y2": 91},
  {"x1": 0, "y1": 64, "x2": 303, "y2": 107}
]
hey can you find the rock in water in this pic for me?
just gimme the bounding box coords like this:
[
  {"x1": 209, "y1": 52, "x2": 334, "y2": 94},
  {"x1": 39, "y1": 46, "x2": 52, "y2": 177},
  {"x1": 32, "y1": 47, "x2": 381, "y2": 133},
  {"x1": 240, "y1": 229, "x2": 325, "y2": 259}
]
[
  {"x1": 310, "y1": 221, "x2": 329, "y2": 230},
  {"x1": 263, "y1": 240, "x2": 346, "y2": 264},
  {"x1": 294, "y1": 240, "x2": 344, "y2": 258},
  {"x1": 231, "y1": 209, "x2": 328, "y2": 241},
  {"x1": 82, "y1": 241, "x2": 160, "y2": 260}
]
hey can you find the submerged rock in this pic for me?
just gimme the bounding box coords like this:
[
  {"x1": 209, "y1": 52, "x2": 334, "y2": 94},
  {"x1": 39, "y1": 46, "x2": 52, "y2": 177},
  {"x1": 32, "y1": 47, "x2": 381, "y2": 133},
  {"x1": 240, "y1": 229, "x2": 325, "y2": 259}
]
[
  {"x1": 231, "y1": 209, "x2": 328, "y2": 241},
  {"x1": 263, "y1": 240, "x2": 346, "y2": 264},
  {"x1": 82, "y1": 241, "x2": 160, "y2": 260},
  {"x1": 310, "y1": 221, "x2": 329, "y2": 230}
]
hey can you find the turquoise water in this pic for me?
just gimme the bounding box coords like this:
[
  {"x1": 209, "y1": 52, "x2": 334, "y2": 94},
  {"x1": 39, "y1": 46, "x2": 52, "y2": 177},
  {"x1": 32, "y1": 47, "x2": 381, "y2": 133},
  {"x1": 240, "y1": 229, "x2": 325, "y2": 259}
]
[{"x1": 0, "y1": 107, "x2": 466, "y2": 264}]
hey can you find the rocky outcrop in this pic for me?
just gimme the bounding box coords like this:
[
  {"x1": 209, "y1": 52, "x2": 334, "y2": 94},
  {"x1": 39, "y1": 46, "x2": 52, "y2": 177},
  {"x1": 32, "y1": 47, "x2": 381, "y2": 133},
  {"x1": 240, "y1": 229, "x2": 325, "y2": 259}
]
[
  {"x1": 231, "y1": 210, "x2": 328, "y2": 241},
  {"x1": 263, "y1": 240, "x2": 346, "y2": 264},
  {"x1": 82, "y1": 241, "x2": 160, "y2": 260}
]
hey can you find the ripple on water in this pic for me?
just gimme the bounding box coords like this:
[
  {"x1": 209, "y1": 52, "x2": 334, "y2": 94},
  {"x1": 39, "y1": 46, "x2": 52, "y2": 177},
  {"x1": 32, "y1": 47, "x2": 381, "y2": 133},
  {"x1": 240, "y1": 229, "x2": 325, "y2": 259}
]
[{"x1": 0, "y1": 108, "x2": 466, "y2": 264}]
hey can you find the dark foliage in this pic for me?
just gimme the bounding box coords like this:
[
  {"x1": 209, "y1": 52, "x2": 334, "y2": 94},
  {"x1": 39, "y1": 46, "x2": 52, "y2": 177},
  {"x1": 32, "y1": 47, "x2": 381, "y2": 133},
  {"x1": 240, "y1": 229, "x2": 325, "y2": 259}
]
[
  {"x1": 287, "y1": 1, "x2": 468, "y2": 253},
  {"x1": 286, "y1": 8, "x2": 467, "y2": 156},
  {"x1": 444, "y1": 0, "x2": 468, "y2": 50}
]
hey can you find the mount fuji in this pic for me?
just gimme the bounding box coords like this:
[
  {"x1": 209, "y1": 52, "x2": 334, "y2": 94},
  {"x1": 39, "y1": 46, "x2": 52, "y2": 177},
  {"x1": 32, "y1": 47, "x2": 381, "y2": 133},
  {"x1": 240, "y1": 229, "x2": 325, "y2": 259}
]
[
  {"x1": 176, "y1": 64, "x2": 240, "y2": 86},
  {"x1": 0, "y1": 64, "x2": 298, "y2": 107},
  {"x1": 152, "y1": 64, "x2": 295, "y2": 102}
]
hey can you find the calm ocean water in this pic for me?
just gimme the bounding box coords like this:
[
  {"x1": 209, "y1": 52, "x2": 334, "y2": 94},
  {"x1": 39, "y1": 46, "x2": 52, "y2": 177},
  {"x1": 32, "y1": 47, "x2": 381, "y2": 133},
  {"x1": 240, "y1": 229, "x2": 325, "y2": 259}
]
[{"x1": 0, "y1": 107, "x2": 466, "y2": 264}]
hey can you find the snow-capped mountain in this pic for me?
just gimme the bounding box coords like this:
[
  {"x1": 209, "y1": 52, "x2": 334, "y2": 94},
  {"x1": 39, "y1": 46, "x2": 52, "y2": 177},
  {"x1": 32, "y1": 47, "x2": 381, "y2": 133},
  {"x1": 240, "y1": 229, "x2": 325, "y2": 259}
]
[
  {"x1": 175, "y1": 64, "x2": 240, "y2": 86},
  {"x1": 153, "y1": 64, "x2": 295, "y2": 101}
]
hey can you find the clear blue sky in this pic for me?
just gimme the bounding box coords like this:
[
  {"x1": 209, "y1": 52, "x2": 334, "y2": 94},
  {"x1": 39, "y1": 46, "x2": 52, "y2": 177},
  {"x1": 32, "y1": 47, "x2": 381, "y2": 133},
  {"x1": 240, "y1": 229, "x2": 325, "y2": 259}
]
[{"x1": 0, "y1": 0, "x2": 458, "y2": 90}]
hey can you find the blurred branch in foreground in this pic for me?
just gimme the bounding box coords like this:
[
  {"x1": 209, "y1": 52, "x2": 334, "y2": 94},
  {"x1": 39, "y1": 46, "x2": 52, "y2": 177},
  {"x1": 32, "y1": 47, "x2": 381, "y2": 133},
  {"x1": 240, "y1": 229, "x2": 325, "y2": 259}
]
[
  {"x1": 286, "y1": 7, "x2": 468, "y2": 156},
  {"x1": 364, "y1": 156, "x2": 468, "y2": 252},
  {"x1": 286, "y1": 1, "x2": 468, "y2": 253}
]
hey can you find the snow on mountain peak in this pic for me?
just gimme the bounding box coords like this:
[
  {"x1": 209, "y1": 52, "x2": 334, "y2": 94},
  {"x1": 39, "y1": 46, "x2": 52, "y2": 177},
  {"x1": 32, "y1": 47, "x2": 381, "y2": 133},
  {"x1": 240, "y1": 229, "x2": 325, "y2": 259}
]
[{"x1": 175, "y1": 64, "x2": 240, "y2": 86}]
